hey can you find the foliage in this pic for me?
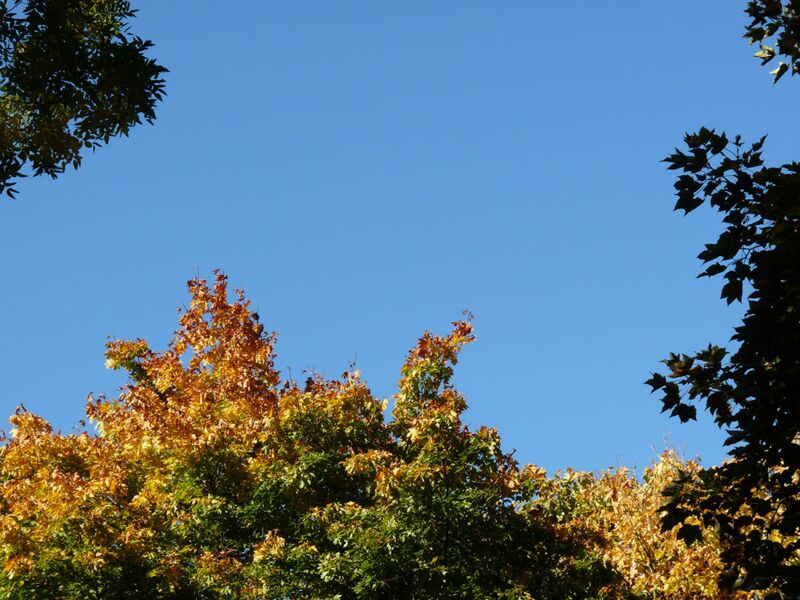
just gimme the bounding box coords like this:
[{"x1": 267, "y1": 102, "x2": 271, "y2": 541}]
[
  {"x1": 643, "y1": 4, "x2": 800, "y2": 593},
  {"x1": 555, "y1": 451, "x2": 775, "y2": 599},
  {"x1": 647, "y1": 127, "x2": 800, "y2": 592},
  {"x1": 745, "y1": 0, "x2": 800, "y2": 82},
  {"x1": 0, "y1": 273, "x2": 620, "y2": 599},
  {"x1": 0, "y1": 0, "x2": 166, "y2": 197}
]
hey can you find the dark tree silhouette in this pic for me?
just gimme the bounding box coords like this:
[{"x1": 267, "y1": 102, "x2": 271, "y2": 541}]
[{"x1": 649, "y1": 2, "x2": 800, "y2": 594}]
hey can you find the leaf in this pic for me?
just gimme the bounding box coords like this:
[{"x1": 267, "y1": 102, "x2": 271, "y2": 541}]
[
  {"x1": 645, "y1": 373, "x2": 667, "y2": 391},
  {"x1": 753, "y1": 44, "x2": 776, "y2": 64},
  {"x1": 771, "y1": 61, "x2": 789, "y2": 82},
  {"x1": 720, "y1": 279, "x2": 743, "y2": 304},
  {"x1": 674, "y1": 194, "x2": 704, "y2": 214},
  {"x1": 670, "y1": 403, "x2": 697, "y2": 423},
  {"x1": 699, "y1": 263, "x2": 726, "y2": 278}
]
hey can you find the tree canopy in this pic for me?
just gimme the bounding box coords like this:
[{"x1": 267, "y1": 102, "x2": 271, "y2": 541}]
[
  {"x1": 646, "y1": 2, "x2": 800, "y2": 594},
  {"x1": 0, "y1": 274, "x2": 619, "y2": 599},
  {"x1": 0, "y1": 0, "x2": 165, "y2": 198},
  {"x1": 0, "y1": 274, "x2": 778, "y2": 599}
]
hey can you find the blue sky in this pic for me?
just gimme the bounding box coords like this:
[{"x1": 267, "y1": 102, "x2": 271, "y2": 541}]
[{"x1": 1, "y1": 1, "x2": 798, "y2": 473}]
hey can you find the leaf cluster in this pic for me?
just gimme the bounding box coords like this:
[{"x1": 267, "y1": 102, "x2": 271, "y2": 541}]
[
  {"x1": 550, "y1": 451, "x2": 772, "y2": 599},
  {"x1": 0, "y1": 0, "x2": 166, "y2": 197},
  {"x1": 745, "y1": 0, "x2": 800, "y2": 81}
]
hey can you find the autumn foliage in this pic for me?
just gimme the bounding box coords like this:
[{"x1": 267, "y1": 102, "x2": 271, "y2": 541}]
[
  {"x1": 0, "y1": 273, "x2": 779, "y2": 599},
  {"x1": 549, "y1": 452, "x2": 774, "y2": 599},
  {"x1": 0, "y1": 274, "x2": 593, "y2": 598}
]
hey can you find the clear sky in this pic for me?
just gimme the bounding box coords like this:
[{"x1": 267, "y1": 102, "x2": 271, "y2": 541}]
[{"x1": 1, "y1": 1, "x2": 798, "y2": 474}]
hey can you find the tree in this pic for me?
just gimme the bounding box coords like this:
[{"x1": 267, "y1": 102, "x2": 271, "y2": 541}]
[
  {"x1": 647, "y1": 4, "x2": 800, "y2": 593},
  {"x1": 0, "y1": 0, "x2": 166, "y2": 198},
  {"x1": 0, "y1": 273, "x2": 619, "y2": 599}
]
